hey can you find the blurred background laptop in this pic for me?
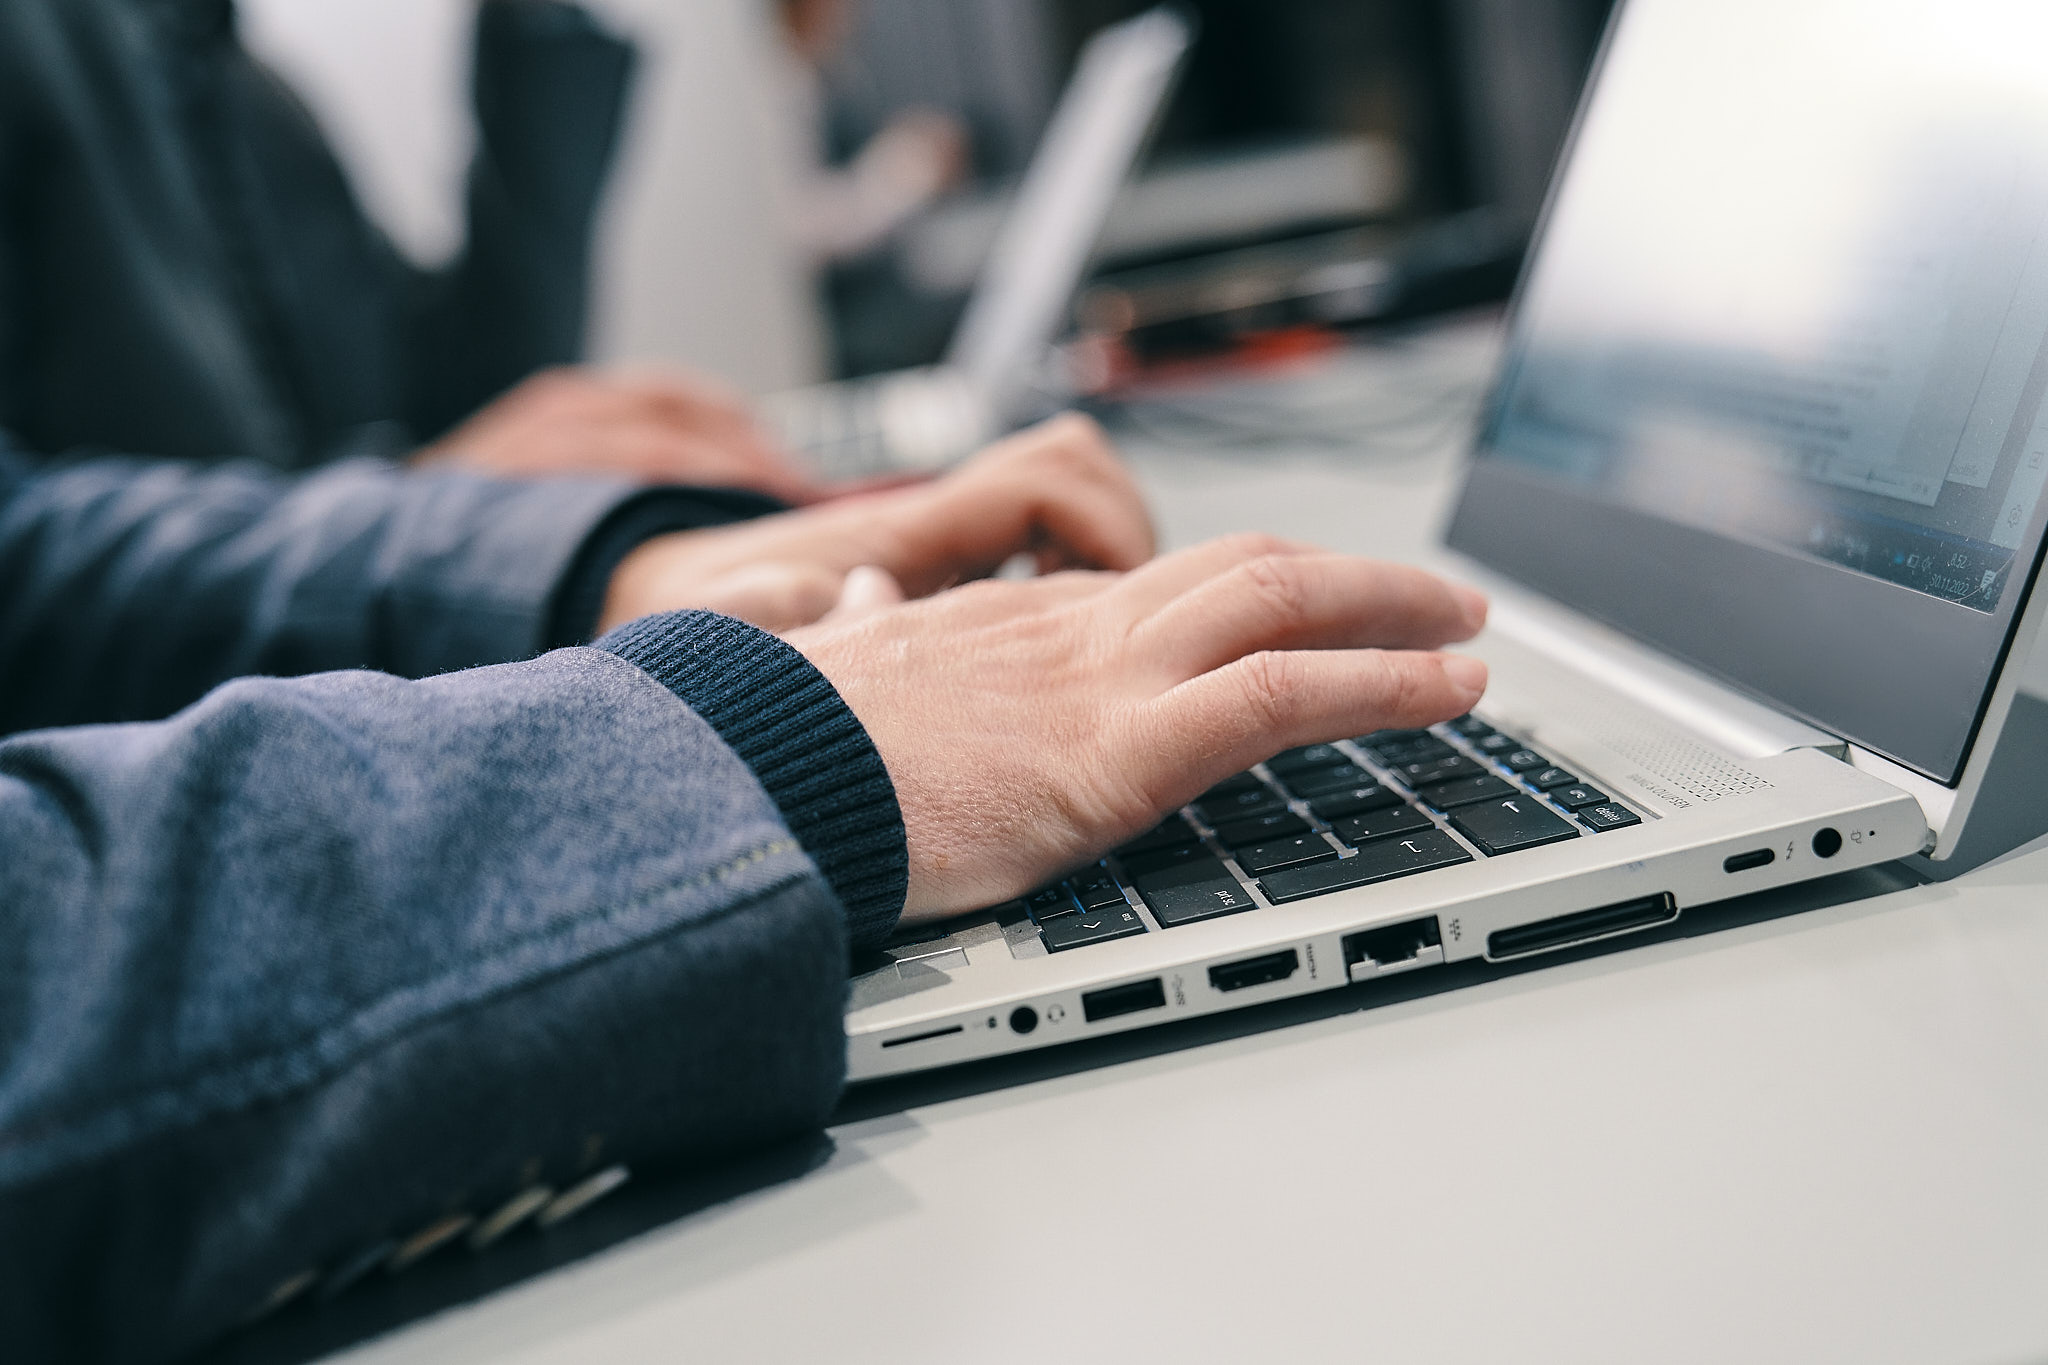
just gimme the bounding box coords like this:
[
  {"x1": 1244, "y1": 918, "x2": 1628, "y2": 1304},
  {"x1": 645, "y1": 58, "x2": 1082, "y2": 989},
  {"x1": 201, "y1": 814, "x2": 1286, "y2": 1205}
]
[{"x1": 239, "y1": 0, "x2": 1617, "y2": 411}]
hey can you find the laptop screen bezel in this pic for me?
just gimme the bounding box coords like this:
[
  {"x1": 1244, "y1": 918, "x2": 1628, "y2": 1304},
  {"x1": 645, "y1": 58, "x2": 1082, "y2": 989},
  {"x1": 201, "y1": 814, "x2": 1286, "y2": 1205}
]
[{"x1": 1440, "y1": 0, "x2": 2048, "y2": 787}]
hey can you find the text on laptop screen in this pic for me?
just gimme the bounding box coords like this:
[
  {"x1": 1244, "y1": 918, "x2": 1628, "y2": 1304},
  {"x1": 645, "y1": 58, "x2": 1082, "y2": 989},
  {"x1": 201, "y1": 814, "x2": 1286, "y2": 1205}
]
[
  {"x1": 1481, "y1": 0, "x2": 2048, "y2": 614},
  {"x1": 1451, "y1": 0, "x2": 2048, "y2": 782}
]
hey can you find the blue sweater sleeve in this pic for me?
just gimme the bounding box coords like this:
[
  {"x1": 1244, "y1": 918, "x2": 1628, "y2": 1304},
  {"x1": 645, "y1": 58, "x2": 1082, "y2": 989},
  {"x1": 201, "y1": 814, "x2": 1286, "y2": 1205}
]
[
  {"x1": 0, "y1": 443, "x2": 778, "y2": 732},
  {"x1": 598, "y1": 611, "x2": 909, "y2": 949},
  {"x1": 0, "y1": 452, "x2": 909, "y2": 1362},
  {"x1": 0, "y1": 646, "x2": 883, "y2": 1365}
]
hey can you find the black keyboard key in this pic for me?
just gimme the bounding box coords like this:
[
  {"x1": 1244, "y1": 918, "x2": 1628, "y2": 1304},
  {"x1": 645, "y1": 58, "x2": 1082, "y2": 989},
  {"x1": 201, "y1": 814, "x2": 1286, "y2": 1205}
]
[
  {"x1": 1421, "y1": 774, "x2": 1515, "y2": 809},
  {"x1": 1259, "y1": 828, "x2": 1473, "y2": 903},
  {"x1": 1329, "y1": 804, "x2": 1432, "y2": 844},
  {"x1": 1041, "y1": 905, "x2": 1149, "y2": 951},
  {"x1": 1307, "y1": 785, "x2": 1403, "y2": 820},
  {"x1": 990, "y1": 899, "x2": 1030, "y2": 927},
  {"x1": 1130, "y1": 858, "x2": 1259, "y2": 928},
  {"x1": 1202, "y1": 771, "x2": 1265, "y2": 799},
  {"x1": 1474, "y1": 733, "x2": 1519, "y2": 755},
  {"x1": 1579, "y1": 802, "x2": 1643, "y2": 832},
  {"x1": 1071, "y1": 870, "x2": 1130, "y2": 909},
  {"x1": 1355, "y1": 727, "x2": 1433, "y2": 748},
  {"x1": 1365, "y1": 735, "x2": 1453, "y2": 765},
  {"x1": 1233, "y1": 835, "x2": 1338, "y2": 875},
  {"x1": 1028, "y1": 885, "x2": 1078, "y2": 922},
  {"x1": 1449, "y1": 715, "x2": 1494, "y2": 738},
  {"x1": 1265, "y1": 743, "x2": 1348, "y2": 774},
  {"x1": 1399, "y1": 754, "x2": 1480, "y2": 788},
  {"x1": 1119, "y1": 840, "x2": 1215, "y2": 878},
  {"x1": 1552, "y1": 784, "x2": 1608, "y2": 809},
  {"x1": 1527, "y1": 766, "x2": 1578, "y2": 790},
  {"x1": 1214, "y1": 810, "x2": 1311, "y2": 848},
  {"x1": 1500, "y1": 748, "x2": 1549, "y2": 773},
  {"x1": 1449, "y1": 795, "x2": 1580, "y2": 855},
  {"x1": 1118, "y1": 817, "x2": 1200, "y2": 857},
  {"x1": 1193, "y1": 786, "x2": 1287, "y2": 826},
  {"x1": 1279, "y1": 763, "x2": 1374, "y2": 798}
]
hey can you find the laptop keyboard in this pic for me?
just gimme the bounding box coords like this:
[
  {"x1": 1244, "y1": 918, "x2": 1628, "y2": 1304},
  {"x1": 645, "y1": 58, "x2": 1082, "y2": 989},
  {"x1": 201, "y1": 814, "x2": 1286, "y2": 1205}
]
[
  {"x1": 770, "y1": 381, "x2": 895, "y2": 477},
  {"x1": 1022, "y1": 715, "x2": 1642, "y2": 953}
]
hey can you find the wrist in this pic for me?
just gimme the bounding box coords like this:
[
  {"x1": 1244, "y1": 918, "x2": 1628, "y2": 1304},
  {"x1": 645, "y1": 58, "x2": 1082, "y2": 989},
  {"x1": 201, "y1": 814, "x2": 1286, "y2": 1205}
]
[
  {"x1": 595, "y1": 611, "x2": 907, "y2": 948},
  {"x1": 552, "y1": 489, "x2": 786, "y2": 647}
]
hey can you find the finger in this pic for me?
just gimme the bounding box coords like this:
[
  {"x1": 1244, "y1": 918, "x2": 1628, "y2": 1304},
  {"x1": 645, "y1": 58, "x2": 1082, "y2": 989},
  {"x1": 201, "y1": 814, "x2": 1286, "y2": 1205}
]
[
  {"x1": 608, "y1": 371, "x2": 823, "y2": 499},
  {"x1": 1132, "y1": 553, "x2": 1489, "y2": 679},
  {"x1": 823, "y1": 565, "x2": 907, "y2": 623},
  {"x1": 895, "y1": 417, "x2": 1155, "y2": 587},
  {"x1": 1099, "y1": 531, "x2": 1324, "y2": 620},
  {"x1": 1000, "y1": 413, "x2": 1155, "y2": 569},
  {"x1": 939, "y1": 568, "x2": 1122, "y2": 616},
  {"x1": 606, "y1": 428, "x2": 824, "y2": 502},
  {"x1": 1140, "y1": 648, "x2": 1488, "y2": 797},
  {"x1": 1016, "y1": 472, "x2": 1156, "y2": 573},
  {"x1": 608, "y1": 367, "x2": 755, "y2": 427},
  {"x1": 688, "y1": 563, "x2": 846, "y2": 632}
]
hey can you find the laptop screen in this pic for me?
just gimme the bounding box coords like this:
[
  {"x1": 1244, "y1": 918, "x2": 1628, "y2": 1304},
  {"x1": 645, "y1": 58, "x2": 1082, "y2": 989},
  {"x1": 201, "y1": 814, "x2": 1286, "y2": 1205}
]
[{"x1": 1446, "y1": 0, "x2": 2048, "y2": 784}]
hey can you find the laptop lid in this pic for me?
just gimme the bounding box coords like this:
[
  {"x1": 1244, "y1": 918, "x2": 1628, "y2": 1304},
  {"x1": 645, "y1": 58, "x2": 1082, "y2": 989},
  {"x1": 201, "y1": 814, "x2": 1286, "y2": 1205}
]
[
  {"x1": 943, "y1": 7, "x2": 1191, "y2": 422},
  {"x1": 1444, "y1": 0, "x2": 2048, "y2": 848}
]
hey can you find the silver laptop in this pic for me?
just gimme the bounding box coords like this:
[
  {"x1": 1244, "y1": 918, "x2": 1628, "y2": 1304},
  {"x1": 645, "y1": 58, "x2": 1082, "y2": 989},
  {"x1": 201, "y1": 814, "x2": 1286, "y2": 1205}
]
[
  {"x1": 847, "y1": 0, "x2": 2048, "y2": 1079},
  {"x1": 764, "y1": 7, "x2": 1191, "y2": 475}
]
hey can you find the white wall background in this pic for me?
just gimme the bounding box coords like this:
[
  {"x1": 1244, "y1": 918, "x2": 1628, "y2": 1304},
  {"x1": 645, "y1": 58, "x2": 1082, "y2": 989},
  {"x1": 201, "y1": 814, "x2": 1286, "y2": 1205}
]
[{"x1": 239, "y1": 0, "x2": 825, "y2": 391}]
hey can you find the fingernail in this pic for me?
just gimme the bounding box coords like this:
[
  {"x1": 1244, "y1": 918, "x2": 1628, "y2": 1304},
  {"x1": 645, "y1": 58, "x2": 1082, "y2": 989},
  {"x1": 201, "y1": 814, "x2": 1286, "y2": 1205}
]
[
  {"x1": 1442, "y1": 654, "x2": 1488, "y2": 699},
  {"x1": 1454, "y1": 585, "x2": 1489, "y2": 628}
]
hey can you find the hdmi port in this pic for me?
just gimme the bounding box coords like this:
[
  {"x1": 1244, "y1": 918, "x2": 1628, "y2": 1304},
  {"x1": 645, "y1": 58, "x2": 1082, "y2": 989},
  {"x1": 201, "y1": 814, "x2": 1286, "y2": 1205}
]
[{"x1": 1208, "y1": 949, "x2": 1300, "y2": 993}]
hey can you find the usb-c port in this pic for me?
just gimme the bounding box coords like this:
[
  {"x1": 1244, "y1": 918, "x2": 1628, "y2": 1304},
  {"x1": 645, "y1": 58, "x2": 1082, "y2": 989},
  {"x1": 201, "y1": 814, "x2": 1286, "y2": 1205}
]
[{"x1": 1722, "y1": 848, "x2": 1776, "y2": 874}]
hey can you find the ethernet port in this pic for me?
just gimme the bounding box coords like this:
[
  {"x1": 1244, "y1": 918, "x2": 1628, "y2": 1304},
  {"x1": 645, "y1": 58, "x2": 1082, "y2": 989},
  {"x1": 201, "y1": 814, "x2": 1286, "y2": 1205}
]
[{"x1": 1342, "y1": 917, "x2": 1445, "y2": 984}]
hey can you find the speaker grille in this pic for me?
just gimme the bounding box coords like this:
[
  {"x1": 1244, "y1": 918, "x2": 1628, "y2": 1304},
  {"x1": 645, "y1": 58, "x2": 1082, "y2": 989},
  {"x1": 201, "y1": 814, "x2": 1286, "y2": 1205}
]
[{"x1": 1547, "y1": 707, "x2": 1773, "y2": 805}]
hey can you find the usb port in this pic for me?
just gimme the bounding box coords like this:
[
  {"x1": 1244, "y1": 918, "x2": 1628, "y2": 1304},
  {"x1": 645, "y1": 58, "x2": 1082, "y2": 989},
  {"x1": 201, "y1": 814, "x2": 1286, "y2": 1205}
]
[
  {"x1": 1081, "y1": 977, "x2": 1166, "y2": 1022},
  {"x1": 1342, "y1": 917, "x2": 1445, "y2": 984},
  {"x1": 1722, "y1": 848, "x2": 1776, "y2": 873},
  {"x1": 1208, "y1": 949, "x2": 1299, "y2": 993}
]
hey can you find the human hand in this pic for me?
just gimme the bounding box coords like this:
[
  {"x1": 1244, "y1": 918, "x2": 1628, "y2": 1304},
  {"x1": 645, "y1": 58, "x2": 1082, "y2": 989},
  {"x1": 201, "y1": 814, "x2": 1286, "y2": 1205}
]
[
  {"x1": 418, "y1": 367, "x2": 823, "y2": 503},
  {"x1": 783, "y1": 534, "x2": 1491, "y2": 923},
  {"x1": 596, "y1": 414, "x2": 1153, "y2": 633},
  {"x1": 862, "y1": 109, "x2": 970, "y2": 202}
]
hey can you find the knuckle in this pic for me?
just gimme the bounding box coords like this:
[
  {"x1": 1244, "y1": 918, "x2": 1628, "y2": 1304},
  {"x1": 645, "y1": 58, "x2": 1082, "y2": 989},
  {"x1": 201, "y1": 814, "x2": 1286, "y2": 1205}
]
[
  {"x1": 1235, "y1": 553, "x2": 1309, "y2": 622},
  {"x1": 1370, "y1": 650, "x2": 1426, "y2": 718},
  {"x1": 1236, "y1": 650, "x2": 1296, "y2": 728},
  {"x1": 1050, "y1": 411, "x2": 1109, "y2": 453}
]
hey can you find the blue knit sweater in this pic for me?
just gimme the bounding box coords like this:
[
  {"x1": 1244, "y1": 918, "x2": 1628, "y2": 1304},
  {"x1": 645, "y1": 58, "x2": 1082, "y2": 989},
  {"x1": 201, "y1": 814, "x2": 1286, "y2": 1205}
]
[{"x1": 0, "y1": 450, "x2": 908, "y2": 1363}]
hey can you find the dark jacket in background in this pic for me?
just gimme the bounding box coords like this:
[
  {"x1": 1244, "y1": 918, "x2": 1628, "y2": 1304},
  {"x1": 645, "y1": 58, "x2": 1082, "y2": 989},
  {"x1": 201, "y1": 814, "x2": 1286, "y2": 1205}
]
[
  {"x1": 0, "y1": 443, "x2": 909, "y2": 1363},
  {"x1": 0, "y1": 0, "x2": 634, "y2": 470}
]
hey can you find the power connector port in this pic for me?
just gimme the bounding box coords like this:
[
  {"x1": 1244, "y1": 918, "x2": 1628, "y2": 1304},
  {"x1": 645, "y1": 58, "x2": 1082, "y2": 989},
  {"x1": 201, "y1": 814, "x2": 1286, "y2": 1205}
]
[{"x1": 1343, "y1": 917, "x2": 1445, "y2": 984}]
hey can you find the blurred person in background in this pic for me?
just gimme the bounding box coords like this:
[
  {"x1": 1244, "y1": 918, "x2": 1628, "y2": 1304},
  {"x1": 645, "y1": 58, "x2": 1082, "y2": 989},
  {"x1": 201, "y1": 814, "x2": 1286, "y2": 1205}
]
[
  {"x1": 767, "y1": 0, "x2": 972, "y2": 266},
  {"x1": 0, "y1": 0, "x2": 821, "y2": 499}
]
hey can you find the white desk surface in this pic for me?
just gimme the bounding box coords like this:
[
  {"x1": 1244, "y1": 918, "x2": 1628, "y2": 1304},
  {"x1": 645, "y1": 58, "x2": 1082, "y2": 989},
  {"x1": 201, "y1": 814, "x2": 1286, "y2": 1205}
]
[{"x1": 338, "y1": 325, "x2": 2048, "y2": 1365}]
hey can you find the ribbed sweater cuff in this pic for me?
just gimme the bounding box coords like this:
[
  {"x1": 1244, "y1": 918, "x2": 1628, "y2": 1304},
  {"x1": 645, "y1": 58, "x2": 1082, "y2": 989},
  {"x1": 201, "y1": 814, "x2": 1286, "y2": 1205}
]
[
  {"x1": 595, "y1": 611, "x2": 907, "y2": 949},
  {"x1": 544, "y1": 487, "x2": 789, "y2": 649}
]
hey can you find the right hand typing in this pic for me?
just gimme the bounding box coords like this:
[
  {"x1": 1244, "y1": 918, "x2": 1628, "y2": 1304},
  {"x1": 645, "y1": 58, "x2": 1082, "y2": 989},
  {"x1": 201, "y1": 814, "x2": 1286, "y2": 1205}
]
[{"x1": 783, "y1": 534, "x2": 1491, "y2": 923}]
